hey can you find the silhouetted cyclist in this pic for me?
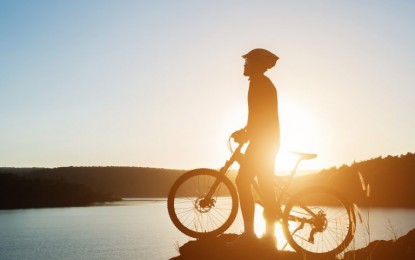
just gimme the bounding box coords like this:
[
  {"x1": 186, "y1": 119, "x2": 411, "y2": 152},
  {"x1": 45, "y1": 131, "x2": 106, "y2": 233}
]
[{"x1": 230, "y1": 48, "x2": 280, "y2": 248}]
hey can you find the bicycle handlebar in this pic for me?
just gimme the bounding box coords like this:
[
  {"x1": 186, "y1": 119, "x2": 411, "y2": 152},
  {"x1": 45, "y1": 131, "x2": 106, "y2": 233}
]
[{"x1": 227, "y1": 136, "x2": 246, "y2": 154}]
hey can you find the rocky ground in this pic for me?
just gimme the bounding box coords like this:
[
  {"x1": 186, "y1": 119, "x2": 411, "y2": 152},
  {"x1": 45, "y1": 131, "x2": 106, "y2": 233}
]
[
  {"x1": 171, "y1": 229, "x2": 415, "y2": 260},
  {"x1": 343, "y1": 228, "x2": 415, "y2": 260}
]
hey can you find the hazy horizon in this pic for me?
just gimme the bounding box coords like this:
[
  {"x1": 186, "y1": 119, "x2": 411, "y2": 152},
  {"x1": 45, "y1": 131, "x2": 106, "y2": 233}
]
[{"x1": 1, "y1": 1, "x2": 414, "y2": 171}]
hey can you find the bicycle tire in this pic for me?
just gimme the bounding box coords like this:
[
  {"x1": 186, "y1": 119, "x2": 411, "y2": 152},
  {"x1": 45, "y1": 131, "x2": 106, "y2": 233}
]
[
  {"x1": 167, "y1": 168, "x2": 239, "y2": 238},
  {"x1": 282, "y1": 186, "x2": 356, "y2": 257}
]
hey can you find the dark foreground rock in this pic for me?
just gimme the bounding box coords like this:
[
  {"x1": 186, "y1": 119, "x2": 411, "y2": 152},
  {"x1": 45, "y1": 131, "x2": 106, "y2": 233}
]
[
  {"x1": 171, "y1": 229, "x2": 415, "y2": 260},
  {"x1": 344, "y1": 228, "x2": 415, "y2": 260},
  {"x1": 170, "y1": 234, "x2": 333, "y2": 260}
]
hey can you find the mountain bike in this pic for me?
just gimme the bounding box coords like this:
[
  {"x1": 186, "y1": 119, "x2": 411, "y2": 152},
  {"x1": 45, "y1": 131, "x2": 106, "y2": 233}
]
[{"x1": 167, "y1": 138, "x2": 356, "y2": 257}]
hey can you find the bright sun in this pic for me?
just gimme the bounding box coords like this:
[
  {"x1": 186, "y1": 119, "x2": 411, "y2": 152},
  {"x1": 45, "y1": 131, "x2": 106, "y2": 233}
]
[
  {"x1": 222, "y1": 98, "x2": 324, "y2": 173},
  {"x1": 276, "y1": 98, "x2": 324, "y2": 172}
]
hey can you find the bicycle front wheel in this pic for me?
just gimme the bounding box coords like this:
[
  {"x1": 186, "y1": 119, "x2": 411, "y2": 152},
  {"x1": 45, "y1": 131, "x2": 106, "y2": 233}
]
[
  {"x1": 282, "y1": 186, "x2": 356, "y2": 257},
  {"x1": 167, "y1": 169, "x2": 239, "y2": 238}
]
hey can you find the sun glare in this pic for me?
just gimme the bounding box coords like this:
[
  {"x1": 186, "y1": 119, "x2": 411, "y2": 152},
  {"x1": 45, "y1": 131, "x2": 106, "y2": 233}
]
[
  {"x1": 220, "y1": 97, "x2": 324, "y2": 172},
  {"x1": 254, "y1": 205, "x2": 293, "y2": 251},
  {"x1": 277, "y1": 98, "x2": 324, "y2": 172}
]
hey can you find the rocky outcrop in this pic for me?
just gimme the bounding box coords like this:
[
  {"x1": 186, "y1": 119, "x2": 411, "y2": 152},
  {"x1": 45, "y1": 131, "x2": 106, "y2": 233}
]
[
  {"x1": 171, "y1": 229, "x2": 415, "y2": 260},
  {"x1": 171, "y1": 234, "x2": 330, "y2": 260},
  {"x1": 344, "y1": 229, "x2": 415, "y2": 260}
]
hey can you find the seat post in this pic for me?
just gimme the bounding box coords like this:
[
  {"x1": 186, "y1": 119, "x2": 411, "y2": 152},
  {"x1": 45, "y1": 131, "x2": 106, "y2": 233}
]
[{"x1": 276, "y1": 157, "x2": 303, "y2": 204}]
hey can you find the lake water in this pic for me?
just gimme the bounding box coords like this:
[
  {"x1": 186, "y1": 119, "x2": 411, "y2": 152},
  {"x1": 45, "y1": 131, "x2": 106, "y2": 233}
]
[{"x1": 1, "y1": 201, "x2": 415, "y2": 260}]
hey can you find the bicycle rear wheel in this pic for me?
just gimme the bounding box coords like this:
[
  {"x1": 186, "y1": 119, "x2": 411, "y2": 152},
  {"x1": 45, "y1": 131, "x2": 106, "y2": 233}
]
[
  {"x1": 282, "y1": 186, "x2": 355, "y2": 257},
  {"x1": 167, "y1": 169, "x2": 239, "y2": 238}
]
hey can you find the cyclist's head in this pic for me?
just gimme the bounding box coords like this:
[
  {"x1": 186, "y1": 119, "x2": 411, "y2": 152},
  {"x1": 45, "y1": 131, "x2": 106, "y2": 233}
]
[{"x1": 242, "y1": 48, "x2": 279, "y2": 76}]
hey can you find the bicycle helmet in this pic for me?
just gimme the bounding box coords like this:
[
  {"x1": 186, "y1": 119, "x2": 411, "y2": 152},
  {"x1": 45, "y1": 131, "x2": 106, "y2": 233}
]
[{"x1": 242, "y1": 48, "x2": 279, "y2": 69}]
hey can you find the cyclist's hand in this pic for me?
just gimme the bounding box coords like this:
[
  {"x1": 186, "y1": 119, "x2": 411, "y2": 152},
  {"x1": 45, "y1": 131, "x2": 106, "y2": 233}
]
[{"x1": 231, "y1": 129, "x2": 248, "y2": 144}]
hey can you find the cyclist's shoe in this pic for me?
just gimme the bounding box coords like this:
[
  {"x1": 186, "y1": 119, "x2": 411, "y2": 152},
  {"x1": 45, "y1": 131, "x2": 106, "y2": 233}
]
[
  {"x1": 226, "y1": 232, "x2": 258, "y2": 248},
  {"x1": 257, "y1": 235, "x2": 277, "y2": 249}
]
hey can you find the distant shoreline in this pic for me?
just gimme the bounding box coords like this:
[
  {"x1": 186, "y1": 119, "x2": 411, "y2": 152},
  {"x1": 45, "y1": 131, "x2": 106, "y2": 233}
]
[
  {"x1": 2, "y1": 153, "x2": 415, "y2": 208},
  {"x1": 0, "y1": 173, "x2": 120, "y2": 210},
  {"x1": 122, "y1": 197, "x2": 167, "y2": 201}
]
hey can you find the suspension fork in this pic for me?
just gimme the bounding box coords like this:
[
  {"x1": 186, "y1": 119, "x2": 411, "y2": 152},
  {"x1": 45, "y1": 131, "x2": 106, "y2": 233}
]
[{"x1": 203, "y1": 144, "x2": 243, "y2": 200}]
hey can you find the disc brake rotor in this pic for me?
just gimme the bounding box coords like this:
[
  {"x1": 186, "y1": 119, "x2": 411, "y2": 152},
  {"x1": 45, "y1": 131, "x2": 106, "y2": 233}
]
[{"x1": 194, "y1": 197, "x2": 216, "y2": 213}]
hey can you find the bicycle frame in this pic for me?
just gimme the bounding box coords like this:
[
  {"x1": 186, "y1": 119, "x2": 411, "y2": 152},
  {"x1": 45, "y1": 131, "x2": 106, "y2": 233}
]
[
  {"x1": 168, "y1": 139, "x2": 356, "y2": 255},
  {"x1": 203, "y1": 141, "x2": 318, "y2": 219}
]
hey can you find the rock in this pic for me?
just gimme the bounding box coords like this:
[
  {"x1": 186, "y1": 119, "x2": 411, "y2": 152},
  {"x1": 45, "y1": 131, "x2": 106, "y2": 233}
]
[
  {"x1": 170, "y1": 234, "x2": 333, "y2": 260},
  {"x1": 343, "y1": 228, "x2": 415, "y2": 260},
  {"x1": 171, "y1": 229, "x2": 415, "y2": 260}
]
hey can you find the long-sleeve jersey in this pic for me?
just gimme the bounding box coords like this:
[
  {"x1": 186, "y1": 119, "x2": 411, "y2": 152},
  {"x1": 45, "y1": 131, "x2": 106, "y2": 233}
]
[{"x1": 246, "y1": 74, "x2": 280, "y2": 148}]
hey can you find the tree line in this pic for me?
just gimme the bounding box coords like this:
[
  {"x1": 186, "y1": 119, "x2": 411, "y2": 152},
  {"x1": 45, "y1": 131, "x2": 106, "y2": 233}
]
[{"x1": 1, "y1": 152, "x2": 414, "y2": 208}]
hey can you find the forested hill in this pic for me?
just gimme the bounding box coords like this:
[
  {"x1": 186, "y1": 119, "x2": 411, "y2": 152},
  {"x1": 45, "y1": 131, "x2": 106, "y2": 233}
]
[
  {"x1": 0, "y1": 173, "x2": 118, "y2": 209},
  {"x1": 11, "y1": 167, "x2": 186, "y2": 198},
  {"x1": 289, "y1": 152, "x2": 415, "y2": 208},
  {"x1": 2, "y1": 152, "x2": 414, "y2": 207}
]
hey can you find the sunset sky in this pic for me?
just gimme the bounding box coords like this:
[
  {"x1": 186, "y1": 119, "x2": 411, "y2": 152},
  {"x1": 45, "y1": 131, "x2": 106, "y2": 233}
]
[{"x1": 1, "y1": 1, "x2": 414, "y2": 172}]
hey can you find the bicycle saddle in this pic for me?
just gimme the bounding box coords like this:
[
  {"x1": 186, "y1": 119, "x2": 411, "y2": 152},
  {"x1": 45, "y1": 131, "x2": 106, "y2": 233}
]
[{"x1": 291, "y1": 152, "x2": 317, "y2": 160}]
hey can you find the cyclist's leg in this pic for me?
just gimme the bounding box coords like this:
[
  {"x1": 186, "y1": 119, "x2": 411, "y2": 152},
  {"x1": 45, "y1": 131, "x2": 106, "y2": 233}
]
[
  {"x1": 235, "y1": 146, "x2": 257, "y2": 236},
  {"x1": 256, "y1": 148, "x2": 279, "y2": 237}
]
